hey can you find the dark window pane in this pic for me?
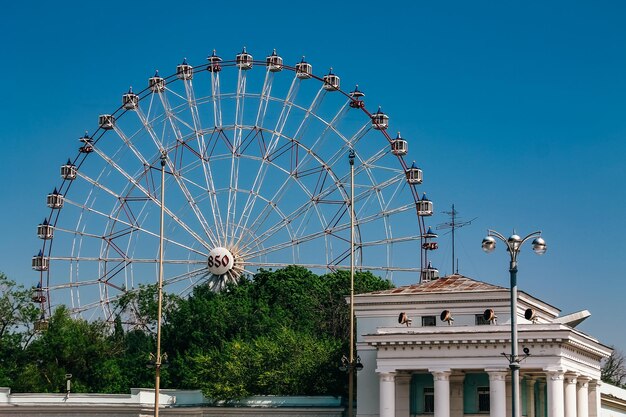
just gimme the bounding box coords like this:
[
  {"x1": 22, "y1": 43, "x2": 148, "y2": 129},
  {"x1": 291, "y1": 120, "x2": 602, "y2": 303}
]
[{"x1": 478, "y1": 387, "x2": 490, "y2": 412}]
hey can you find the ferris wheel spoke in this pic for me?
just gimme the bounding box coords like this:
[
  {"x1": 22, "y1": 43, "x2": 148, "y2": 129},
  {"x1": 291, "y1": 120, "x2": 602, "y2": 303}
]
[
  {"x1": 238, "y1": 175, "x2": 316, "y2": 251},
  {"x1": 165, "y1": 161, "x2": 220, "y2": 247},
  {"x1": 322, "y1": 121, "x2": 371, "y2": 171},
  {"x1": 291, "y1": 87, "x2": 326, "y2": 144},
  {"x1": 293, "y1": 102, "x2": 350, "y2": 176},
  {"x1": 135, "y1": 106, "x2": 166, "y2": 152},
  {"x1": 232, "y1": 130, "x2": 286, "y2": 240},
  {"x1": 353, "y1": 172, "x2": 405, "y2": 207},
  {"x1": 263, "y1": 77, "x2": 300, "y2": 158},
  {"x1": 50, "y1": 256, "x2": 207, "y2": 265},
  {"x1": 245, "y1": 199, "x2": 416, "y2": 258},
  {"x1": 254, "y1": 70, "x2": 275, "y2": 127},
  {"x1": 162, "y1": 266, "x2": 210, "y2": 287},
  {"x1": 77, "y1": 145, "x2": 211, "y2": 251},
  {"x1": 242, "y1": 214, "x2": 350, "y2": 259},
  {"x1": 210, "y1": 71, "x2": 223, "y2": 128},
  {"x1": 90, "y1": 137, "x2": 157, "y2": 199},
  {"x1": 225, "y1": 69, "x2": 248, "y2": 243},
  {"x1": 73, "y1": 171, "x2": 121, "y2": 201},
  {"x1": 55, "y1": 208, "x2": 208, "y2": 259},
  {"x1": 242, "y1": 137, "x2": 348, "y2": 246}
]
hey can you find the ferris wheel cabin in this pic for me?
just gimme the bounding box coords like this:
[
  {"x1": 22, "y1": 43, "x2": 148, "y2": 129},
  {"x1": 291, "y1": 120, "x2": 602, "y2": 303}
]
[
  {"x1": 148, "y1": 71, "x2": 166, "y2": 93},
  {"x1": 236, "y1": 48, "x2": 253, "y2": 70},
  {"x1": 177, "y1": 59, "x2": 194, "y2": 80},
  {"x1": 122, "y1": 88, "x2": 139, "y2": 110},
  {"x1": 417, "y1": 193, "x2": 433, "y2": 216},
  {"x1": 266, "y1": 49, "x2": 283, "y2": 72},
  {"x1": 37, "y1": 219, "x2": 53, "y2": 240},
  {"x1": 323, "y1": 68, "x2": 340, "y2": 91},
  {"x1": 349, "y1": 85, "x2": 365, "y2": 109},
  {"x1": 31, "y1": 251, "x2": 49, "y2": 271},
  {"x1": 372, "y1": 107, "x2": 389, "y2": 130},
  {"x1": 421, "y1": 261, "x2": 440, "y2": 282},
  {"x1": 295, "y1": 57, "x2": 312, "y2": 79},
  {"x1": 61, "y1": 159, "x2": 77, "y2": 180},
  {"x1": 32, "y1": 282, "x2": 47, "y2": 303},
  {"x1": 207, "y1": 50, "x2": 222, "y2": 72},
  {"x1": 46, "y1": 188, "x2": 64, "y2": 209},
  {"x1": 406, "y1": 162, "x2": 423, "y2": 185},
  {"x1": 98, "y1": 114, "x2": 115, "y2": 130},
  {"x1": 79, "y1": 132, "x2": 94, "y2": 153},
  {"x1": 391, "y1": 132, "x2": 408, "y2": 156}
]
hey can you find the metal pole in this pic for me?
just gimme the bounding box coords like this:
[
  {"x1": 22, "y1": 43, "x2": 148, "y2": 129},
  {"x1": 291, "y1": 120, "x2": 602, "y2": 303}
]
[
  {"x1": 451, "y1": 204, "x2": 455, "y2": 274},
  {"x1": 348, "y1": 151, "x2": 355, "y2": 417},
  {"x1": 510, "y1": 259, "x2": 520, "y2": 417},
  {"x1": 154, "y1": 152, "x2": 166, "y2": 417}
]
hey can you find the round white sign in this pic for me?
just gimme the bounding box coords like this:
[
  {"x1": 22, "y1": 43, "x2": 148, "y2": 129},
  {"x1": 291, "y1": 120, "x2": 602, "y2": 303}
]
[{"x1": 207, "y1": 247, "x2": 235, "y2": 276}]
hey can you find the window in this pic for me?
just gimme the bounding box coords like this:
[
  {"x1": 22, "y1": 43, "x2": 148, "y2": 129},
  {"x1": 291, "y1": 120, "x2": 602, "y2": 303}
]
[
  {"x1": 477, "y1": 387, "x2": 490, "y2": 412},
  {"x1": 475, "y1": 314, "x2": 489, "y2": 325},
  {"x1": 422, "y1": 316, "x2": 436, "y2": 327},
  {"x1": 424, "y1": 387, "x2": 434, "y2": 413}
]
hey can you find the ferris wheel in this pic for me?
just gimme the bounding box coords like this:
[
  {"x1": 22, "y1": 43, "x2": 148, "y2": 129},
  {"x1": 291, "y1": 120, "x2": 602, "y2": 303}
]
[{"x1": 31, "y1": 48, "x2": 439, "y2": 324}]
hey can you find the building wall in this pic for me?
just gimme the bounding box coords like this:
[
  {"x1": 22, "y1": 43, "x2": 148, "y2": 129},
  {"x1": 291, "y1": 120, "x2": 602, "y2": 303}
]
[{"x1": 0, "y1": 389, "x2": 344, "y2": 417}]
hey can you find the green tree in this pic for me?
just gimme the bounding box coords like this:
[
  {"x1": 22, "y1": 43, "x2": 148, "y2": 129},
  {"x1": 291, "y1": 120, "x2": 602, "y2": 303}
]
[
  {"x1": 184, "y1": 326, "x2": 344, "y2": 401},
  {"x1": 165, "y1": 267, "x2": 393, "y2": 399},
  {"x1": 0, "y1": 272, "x2": 40, "y2": 387}
]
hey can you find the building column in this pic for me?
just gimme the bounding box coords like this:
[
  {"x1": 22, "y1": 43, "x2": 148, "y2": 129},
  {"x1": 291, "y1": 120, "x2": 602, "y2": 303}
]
[
  {"x1": 564, "y1": 373, "x2": 578, "y2": 417},
  {"x1": 576, "y1": 376, "x2": 590, "y2": 417},
  {"x1": 537, "y1": 380, "x2": 546, "y2": 417},
  {"x1": 547, "y1": 370, "x2": 565, "y2": 417},
  {"x1": 380, "y1": 372, "x2": 396, "y2": 417},
  {"x1": 587, "y1": 380, "x2": 601, "y2": 417},
  {"x1": 526, "y1": 377, "x2": 537, "y2": 417},
  {"x1": 449, "y1": 373, "x2": 465, "y2": 417},
  {"x1": 395, "y1": 373, "x2": 411, "y2": 417},
  {"x1": 487, "y1": 369, "x2": 508, "y2": 417},
  {"x1": 431, "y1": 369, "x2": 451, "y2": 417}
]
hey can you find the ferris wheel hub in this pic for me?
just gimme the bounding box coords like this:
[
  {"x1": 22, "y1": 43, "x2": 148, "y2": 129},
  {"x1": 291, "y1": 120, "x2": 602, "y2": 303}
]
[{"x1": 207, "y1": 247, "x2": 235, "y2": 276}]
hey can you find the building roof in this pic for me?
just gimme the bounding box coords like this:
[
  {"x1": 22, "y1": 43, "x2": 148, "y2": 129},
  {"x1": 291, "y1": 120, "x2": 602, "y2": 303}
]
[{"x1": 364, "y1": 274, "x2": 506, "y2": 296}]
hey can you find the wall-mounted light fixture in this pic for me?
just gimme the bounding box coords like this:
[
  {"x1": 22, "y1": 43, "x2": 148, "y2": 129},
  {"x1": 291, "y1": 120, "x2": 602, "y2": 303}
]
[
  {"x1": 483, "y1": 308, "x2": 497, "y2": 324},
  {"x1": 398, "y1": 312, "x2": 412, "y2": 327},
  {"x1": 440, "y1": 310, "x2": 454, "y2": 325}
]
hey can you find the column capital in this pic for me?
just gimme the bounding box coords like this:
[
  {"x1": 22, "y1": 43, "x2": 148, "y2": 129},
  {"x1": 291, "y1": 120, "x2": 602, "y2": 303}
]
[
  {"x1": 379, "y1": 372, "x2": 396, "y2": 382},
  {"x1": 525, "y1": 375, "x2": 537, "y2": 382},
  {"x1": 589, "y1": 379, "x2": 602, "y2": 389},
  {"x1": 577, "y1": 375, "x2": 591, "y2": 388},
  {"x1": 565, "y1": 372, "x2": 579, "y2": 384},
  {"x1": 526, "y1": 376, "x2": 538, "y2": 387},
  {"x1": 544, "y1": 367, "x2": 565, "y2": 380},
  {"x1": 429, "y1": 368, "x2": 451, "y2": 381},
  {"x1": 486, "y1": 369, "x2": 509, "y2": 381}
]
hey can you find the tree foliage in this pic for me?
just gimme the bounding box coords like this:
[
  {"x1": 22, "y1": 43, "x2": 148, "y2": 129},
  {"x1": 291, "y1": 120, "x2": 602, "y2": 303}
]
[
  {"x1": 0, "y1": 267, "x2": 392, "y2": 399},
  {"x1": 602, "y1": 349, "x2": 626, "y2": 387}
]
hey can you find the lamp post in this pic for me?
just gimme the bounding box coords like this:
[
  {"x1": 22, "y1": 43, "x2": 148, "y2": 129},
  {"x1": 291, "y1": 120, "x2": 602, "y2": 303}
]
[
  {"x1": 154, "y1": 151, "x2": 167, "y2": 417},
  {"x1": 481, "y1": 230, "x2": 546, "y2": 417},
  {"x1": 347, "y1": 149, "x2": 356, "y2": 417}
]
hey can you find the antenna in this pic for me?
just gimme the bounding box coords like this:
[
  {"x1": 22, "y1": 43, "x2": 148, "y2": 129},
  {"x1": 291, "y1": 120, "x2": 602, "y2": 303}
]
[{"x1": 436, "y1": 204, "x2": 476, "y2": 274}]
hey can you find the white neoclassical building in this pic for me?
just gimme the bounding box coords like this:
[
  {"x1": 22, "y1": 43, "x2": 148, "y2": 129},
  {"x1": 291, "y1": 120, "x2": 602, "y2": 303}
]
[{"x1": 354, "y1": 274, "x2": 624, "y2": 417}]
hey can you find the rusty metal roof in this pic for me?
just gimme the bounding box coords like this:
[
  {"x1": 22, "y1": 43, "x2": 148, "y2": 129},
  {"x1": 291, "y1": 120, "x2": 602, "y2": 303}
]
[{"x1": 364, "y1": 274, "x2": 506, "y2": 295}]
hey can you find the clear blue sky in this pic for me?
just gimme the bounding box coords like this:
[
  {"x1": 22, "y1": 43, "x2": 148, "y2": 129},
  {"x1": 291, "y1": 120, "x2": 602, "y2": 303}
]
[{"x1": 1, "y1": 1, "x2": 625, "y2": 351}]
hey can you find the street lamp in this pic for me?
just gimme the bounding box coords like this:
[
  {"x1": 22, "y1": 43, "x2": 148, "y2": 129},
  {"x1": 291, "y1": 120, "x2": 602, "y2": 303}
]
[{"x1": 481, "y1": 230, "x2": 546, "y2": 417}]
